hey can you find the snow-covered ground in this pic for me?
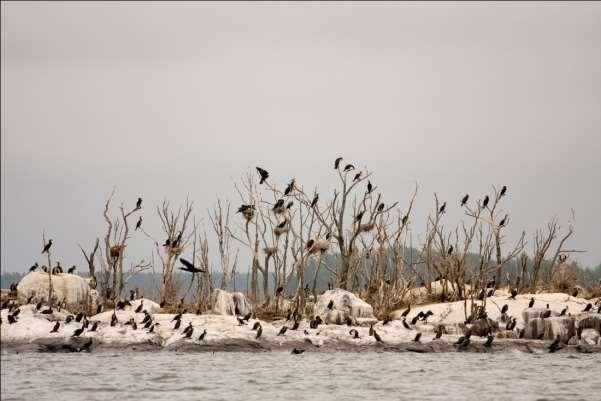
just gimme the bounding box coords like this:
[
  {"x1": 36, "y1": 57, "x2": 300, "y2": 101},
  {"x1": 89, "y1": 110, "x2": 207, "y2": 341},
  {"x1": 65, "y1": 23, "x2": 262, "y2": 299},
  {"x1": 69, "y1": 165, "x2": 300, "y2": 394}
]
[{"x1": 2, "y1": 292, "x2": 600, "y2": 353}]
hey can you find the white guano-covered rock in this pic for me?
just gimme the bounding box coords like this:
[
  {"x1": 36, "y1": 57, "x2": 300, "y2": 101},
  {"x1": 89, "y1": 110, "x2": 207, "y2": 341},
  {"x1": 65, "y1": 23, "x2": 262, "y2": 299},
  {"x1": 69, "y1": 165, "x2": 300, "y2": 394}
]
[
  {"x1": 17, "y1": 272, "x2": 91, "y2": 305},
  {"x1": 211, "y1": 289, "x2": 252, "y2": 316},
  {"x1": 314, "y1": 289, "x2": 375, "y2": 324}
]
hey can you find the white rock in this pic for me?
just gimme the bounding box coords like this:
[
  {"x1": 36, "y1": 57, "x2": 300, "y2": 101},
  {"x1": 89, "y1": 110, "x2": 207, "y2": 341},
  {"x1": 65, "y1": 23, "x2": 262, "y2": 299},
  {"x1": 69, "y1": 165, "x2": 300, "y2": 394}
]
[
  {"x1": 211, "y1": 289, "x2": 252, "y2": 316},
  {"x1": 314, "y1": 289, "x2": 375, "y2": 324},
  {"x1": 17, "y1": 272, "x2": 91, "y2": 306}
]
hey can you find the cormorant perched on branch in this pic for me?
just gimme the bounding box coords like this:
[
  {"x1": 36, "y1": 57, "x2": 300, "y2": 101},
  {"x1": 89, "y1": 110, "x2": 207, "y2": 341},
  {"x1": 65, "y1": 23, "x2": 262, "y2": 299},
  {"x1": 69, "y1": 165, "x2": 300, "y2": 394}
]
[
  {"x1": 135, "y1": 216, "x2": 143, "y2": 231},
  {"x1": 499, "y1": 214, "x2": 508, "y2": 227},
  {"x1": 583, "y1": 303, "x2": 593, "y2": 312},
  {"x1": 327, "y1": 300, "x2": 334, "y2": 310},
  {"x1": 256, "y1": 167, "x2": 269, "y2": 184},
  {"x1": 272, "y1": 199, "x2": 285, "y2": 212},
  {"x1": 500, "y1": 185, "x2": 507, "y2": 198},
  {"x1": 310, "y1": 194, "x2": 319, "y2": 208},
  {"x1": 367, "y1": 181, "x2": 373, "y2": 194},
  {"x1": 460, "y1": 194, "x2": 469, "y2": 206},
  {"x1": 482, "y1": 195, "x2": 490, "y2": 208},
  {"x1": 42, "y1": 239, "x2": 53, "y2": 254},
  {"x1": 343, "y1": 164, "x2": 355, "y2": 172},
  {"x1": 438, "y1": 202, "x2": 446, "y2": 214},
  {"x1": 136, "y1": 197, "x2": 142, "y2": 209},
  {"x1": 334, "y1": 157, "x2": 343, "y2": 169},
  {"x1": 447, "y1": 245, "x2": 453, "y2": 256},
  {"x1": 402, "y1": 214, "x2": 409, "y2": 225},
  {"x1": 284, "y1": 179, "x2": 295, "y2": 196},
  {"x1": 353, "y1": 172, "x2": 362, "y2": 182},
  {"x1": 355, "y1": 211, "x2": 364, "y2": 222},
  {"x1": 377, "y1": 203, "x2": 385, "y2": 212}
]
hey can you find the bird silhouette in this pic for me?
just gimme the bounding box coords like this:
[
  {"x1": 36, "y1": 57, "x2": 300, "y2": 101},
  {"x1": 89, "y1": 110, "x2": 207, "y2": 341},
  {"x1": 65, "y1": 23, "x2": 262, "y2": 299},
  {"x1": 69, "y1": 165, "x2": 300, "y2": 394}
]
[{"x1": 256, "y1": 167, "x2": 269, "y2": 184}]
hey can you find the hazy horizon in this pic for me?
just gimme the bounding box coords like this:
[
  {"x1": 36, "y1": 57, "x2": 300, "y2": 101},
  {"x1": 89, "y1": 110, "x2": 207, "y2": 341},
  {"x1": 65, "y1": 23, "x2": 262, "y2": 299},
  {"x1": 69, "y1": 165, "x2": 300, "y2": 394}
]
[{"x1": 2, "y1": 2, "x2": 600, "y2": 273}]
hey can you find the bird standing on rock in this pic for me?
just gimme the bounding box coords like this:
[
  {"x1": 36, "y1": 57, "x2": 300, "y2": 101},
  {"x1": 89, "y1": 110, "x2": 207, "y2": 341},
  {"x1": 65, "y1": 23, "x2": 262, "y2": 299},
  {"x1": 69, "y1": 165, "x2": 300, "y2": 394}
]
[{"x1": 528, "y1": 298, "x2": 535, "y2": 308}]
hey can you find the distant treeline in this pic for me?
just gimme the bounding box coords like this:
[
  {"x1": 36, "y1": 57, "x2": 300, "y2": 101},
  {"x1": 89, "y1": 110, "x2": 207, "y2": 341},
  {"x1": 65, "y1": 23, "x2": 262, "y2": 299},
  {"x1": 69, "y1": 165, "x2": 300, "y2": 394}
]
[{"x1": 2, "y1": 248, "x2": 600, "y2": 296}]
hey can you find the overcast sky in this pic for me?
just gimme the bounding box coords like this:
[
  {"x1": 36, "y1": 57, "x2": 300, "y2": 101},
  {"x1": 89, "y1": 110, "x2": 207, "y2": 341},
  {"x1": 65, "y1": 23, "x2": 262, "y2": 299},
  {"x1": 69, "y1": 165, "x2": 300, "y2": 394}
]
[{"x1": 2, "y1": 2, "x2": 600, "y2": 273}]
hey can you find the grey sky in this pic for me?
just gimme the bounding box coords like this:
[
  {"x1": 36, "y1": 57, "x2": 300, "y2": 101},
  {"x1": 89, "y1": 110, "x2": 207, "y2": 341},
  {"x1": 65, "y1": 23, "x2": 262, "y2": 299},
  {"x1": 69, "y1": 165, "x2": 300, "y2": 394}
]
[{"x1": 2, "y1": 2, "x2": 600, "y2": 273}]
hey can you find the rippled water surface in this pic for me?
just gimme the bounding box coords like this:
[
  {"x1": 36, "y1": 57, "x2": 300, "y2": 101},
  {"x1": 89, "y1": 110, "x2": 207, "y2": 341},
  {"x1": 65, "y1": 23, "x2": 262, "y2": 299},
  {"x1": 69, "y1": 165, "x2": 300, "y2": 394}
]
[{"x1": 1, "y1": 351, "x2": 600, "y2": 401}]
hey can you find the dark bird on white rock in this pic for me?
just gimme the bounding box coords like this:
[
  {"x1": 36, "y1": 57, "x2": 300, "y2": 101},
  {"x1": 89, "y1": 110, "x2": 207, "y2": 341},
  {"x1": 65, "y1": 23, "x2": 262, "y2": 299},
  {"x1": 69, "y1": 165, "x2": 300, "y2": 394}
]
[
  {"x1": 349, "y1": 329, "x2": 360, "y2": 339},
  {"x1": 501, "y1": 304, "x2": 509, "y2": 314},
  {"x1": 528, "y1": 298, "x2": 535, "y2": 308},
  {"x1": 509, "y1": 288, "x2": 518, "y2": 299},
  {"x1": 68, "y1": 265, "x2": 76, "y2": 274},
  {"x1": 50, "y1": 322, "x2": 60, "y2": 333},
  {"x1": 256, "y1": 167, "x2": 269, "y2": 184},
  {"x1": 29, "y1": 263, "x2": 39, "y2": 272},
  {"x1": 255, "y1": 326, "x2": 263, "y2": 339},
  {"x1": 402, "y1": 319, "x2": 411, "y2": 330},
  {"x1": 499, "y1": 214, "x2": 508, "y2": 227},
  {"x1": 252, "y1": 322, "x2": 261, "y2": 330},
  {"x1": 110, "y1": 312, "x2": 118, "y2": 327},
  {"x1": 135, "y1": 301, "x2": 144, "y2": 313},
  {"x1": 559, "y1": 307, "x2": 567, "y2": 316},
  {"x1": 278, "y1": 326, "x2": 288, "y2": 336},
  {"x1": 413, "y1": 332, "x2": 422, "y2": 343},
  {"x1": 42, "y1": 239, "x2": 53, "y2": 254},
  {"x1": 41, "y1": 308, "x2": 53, "y2": 315},
  {"x1": 198, "y1": 329, "x2": 207, "y2": 341},
  {"x1": 334, "y1": 157, "x2": 343, "y2": 169},
  {"x1": 72, "y1": 325, "x2": 85, "y2": 337}
]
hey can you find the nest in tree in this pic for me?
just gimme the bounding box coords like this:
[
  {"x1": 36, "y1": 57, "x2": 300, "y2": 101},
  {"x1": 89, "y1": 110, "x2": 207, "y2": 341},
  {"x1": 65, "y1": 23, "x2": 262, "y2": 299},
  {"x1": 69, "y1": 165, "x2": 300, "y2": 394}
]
[
  {"x1": 167, "y1": 245, "x2": 183, "y2": 256},
  {"x1": 264, "y1": 246, "x2": 277, "y2": 256},
  {"x1": 110, "y1": 245, "x2": 125, "y2": 259},
  {"x1": 359, "y1": 223, "x2": 375, "y2": 233},
  {"x1": 242, "y1": 208, "x2": 255, "y2": 221}
]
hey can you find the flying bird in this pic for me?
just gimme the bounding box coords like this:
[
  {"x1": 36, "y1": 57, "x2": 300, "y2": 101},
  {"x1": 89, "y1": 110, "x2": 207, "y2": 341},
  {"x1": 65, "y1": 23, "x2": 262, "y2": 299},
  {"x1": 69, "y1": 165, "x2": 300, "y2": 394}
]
[
  {"x1": 179, "y1": 257, "x2": 205, "y2": 274},
  {"x1": 256, "y1": 167, "x2": 269, "y2": 184}
]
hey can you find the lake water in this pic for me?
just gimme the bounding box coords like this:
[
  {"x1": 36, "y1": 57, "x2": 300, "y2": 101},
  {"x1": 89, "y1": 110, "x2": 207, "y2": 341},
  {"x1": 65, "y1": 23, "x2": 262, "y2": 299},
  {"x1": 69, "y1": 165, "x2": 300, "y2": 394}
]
[{"x1": 1, "y1": 351, "x2": 600, "y2": 401}]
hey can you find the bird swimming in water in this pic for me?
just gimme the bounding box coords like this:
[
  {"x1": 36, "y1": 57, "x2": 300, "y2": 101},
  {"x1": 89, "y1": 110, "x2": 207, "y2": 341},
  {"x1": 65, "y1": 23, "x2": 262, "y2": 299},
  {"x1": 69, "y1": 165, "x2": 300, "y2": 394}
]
[
  {"x1": 528, "y1": 298, "x2": 535, "y2": 308},
  {"x1": 291, "y1": 348, "x2": 305, "y2": 354},
  {"x1": 278, "y1": 326, "x2": 288, "y2": 336},
  {"x1": 582, "y1": 303, "x2": 593, "y2": 312},
  {"x1": 42, "y1": 239, "x2": 53, "y2": 254},
  {"x1": 349, "y1": 329, "x2": 360, "y2": 339},
  {"x1": 75, "y1": 312, "x2": 84, "y2": 322},
  {"x1": 68, "y1": 265, "x2": 76, "y2": 274},
  {"x1": 310, "y1": 194, "x2": 319, "y2": 208},
  {"x1": 136, "y1": 197, "x2": 142, "y2": 209},
  {"x1": 343, "y1": 164, "x2": 355, "y2": 172},
  {"x1": 460, "y1": 194, "x2": 469, "y2": 206},
  {"x1": 413, "y1": 332, "x2": 422, "y2": 343},
  {"x1": 184, "y1": 326, "x2": 194, "y2": 339},
  {"x1": 256, "y1": 167, "x2": 269, "y2": 184},
  {"x1": 438, "y1": 202, "x2": 446, "y2": 214},
  {"x1": 541, "y1": 309, "x2": 552, "y2": 319},
  {"x1": 334, "y1": 157, "x2": 343, "y2": 169},
  {"x1": 548, "y1": 335, "x2": 562, "y2": 353},
  {"x1": 29, "y1": 263, "x2": 39, "y2": 272},
  {"x1": 484, "y1": 333, "x2": 494, "y2": 347},
  {"x1": 499, "y1": 185, "x2": 507, "y2": 198},
  {"x1": 72, "y1": 325, "x2": 85, "y2": 337},
  {"x1": 50, "y1": 322, "x2": 60, "y2": 333},
  {"x1": 65, "y1": 315, "x2": 74, "y2": 324},
  {"x1": 291, "y1": 320, "x2": 300, "y2": 331},
  {"x1": 410, "y1": 315, "x2": 420, "y2": 325}
]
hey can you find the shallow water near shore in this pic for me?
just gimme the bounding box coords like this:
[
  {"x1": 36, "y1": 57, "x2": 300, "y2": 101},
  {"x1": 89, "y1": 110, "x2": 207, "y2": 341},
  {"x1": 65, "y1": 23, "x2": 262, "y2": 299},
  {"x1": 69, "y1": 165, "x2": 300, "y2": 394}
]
[{"x1": 1, "y1": 351, "x2": 600, "y2": 401}]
